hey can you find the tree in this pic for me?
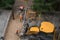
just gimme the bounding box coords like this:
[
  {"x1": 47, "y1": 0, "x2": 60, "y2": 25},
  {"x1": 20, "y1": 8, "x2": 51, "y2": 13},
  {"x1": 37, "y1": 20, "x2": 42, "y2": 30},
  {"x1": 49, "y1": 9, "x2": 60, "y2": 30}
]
[
  {"x1": 0, "y1": 0, "x2": 15, "y2": 9},
  {"x1": 32, "y1": 0, "x2": 60, "y2": 12}
]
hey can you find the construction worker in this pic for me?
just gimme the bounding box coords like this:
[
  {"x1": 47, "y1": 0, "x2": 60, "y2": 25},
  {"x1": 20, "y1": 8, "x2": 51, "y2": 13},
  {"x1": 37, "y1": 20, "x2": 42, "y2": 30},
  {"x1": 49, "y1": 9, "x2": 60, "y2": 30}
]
[
  {"x1": 19, "y1": 14, "x2": 23, "y2": 22},
  {"x1": 16, "y1": 29, "x2": 18, "y2": 35},
  {"x1": 19, "y1": 5, "x2": 24, "y2": 22}
]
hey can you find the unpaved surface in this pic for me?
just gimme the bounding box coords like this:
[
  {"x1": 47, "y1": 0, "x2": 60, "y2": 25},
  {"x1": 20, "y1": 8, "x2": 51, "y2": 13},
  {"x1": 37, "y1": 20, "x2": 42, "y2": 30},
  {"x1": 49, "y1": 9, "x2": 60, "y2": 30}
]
[{"x1": 5, "y1": 18, "x2": 23, "y2": 40}]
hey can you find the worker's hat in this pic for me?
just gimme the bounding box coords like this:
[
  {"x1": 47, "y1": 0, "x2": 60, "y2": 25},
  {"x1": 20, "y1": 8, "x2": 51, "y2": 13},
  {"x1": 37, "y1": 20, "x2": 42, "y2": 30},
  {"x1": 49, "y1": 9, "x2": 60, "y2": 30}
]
[{"x1": 19, "y1": 5, "x2": 24, "y2": 9}]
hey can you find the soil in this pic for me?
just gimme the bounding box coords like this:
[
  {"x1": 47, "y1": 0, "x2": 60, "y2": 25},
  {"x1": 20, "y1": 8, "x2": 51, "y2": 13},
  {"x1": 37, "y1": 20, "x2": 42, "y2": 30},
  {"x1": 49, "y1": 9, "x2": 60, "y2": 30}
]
[{"x1": 5, "y1": 18, "x2": 23, "y2": 40}]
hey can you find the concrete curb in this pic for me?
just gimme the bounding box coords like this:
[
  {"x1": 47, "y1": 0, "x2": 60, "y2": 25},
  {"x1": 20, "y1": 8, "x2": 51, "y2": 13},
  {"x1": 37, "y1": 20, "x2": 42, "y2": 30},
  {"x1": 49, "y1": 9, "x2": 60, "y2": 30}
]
[
  {"x1": 4, "y1": 11, "x2": 12, "y2": 38},
  {"x1": 0, "y1": 10, "x2": 12, "y2": 40}
]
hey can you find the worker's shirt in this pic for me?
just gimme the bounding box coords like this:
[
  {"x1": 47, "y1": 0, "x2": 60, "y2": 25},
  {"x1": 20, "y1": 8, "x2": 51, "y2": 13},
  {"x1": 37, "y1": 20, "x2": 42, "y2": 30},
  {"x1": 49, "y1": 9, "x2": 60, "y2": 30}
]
[{"x1": 20, "y1": 14, "x2": 23, "y2": 19}]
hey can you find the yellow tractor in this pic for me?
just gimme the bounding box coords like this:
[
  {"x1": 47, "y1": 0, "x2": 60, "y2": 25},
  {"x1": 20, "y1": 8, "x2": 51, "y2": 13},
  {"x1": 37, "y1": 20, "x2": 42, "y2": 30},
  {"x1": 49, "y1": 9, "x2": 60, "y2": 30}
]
[{"x1": 19, "y1": 10, "x2": 60, "y2": 40}]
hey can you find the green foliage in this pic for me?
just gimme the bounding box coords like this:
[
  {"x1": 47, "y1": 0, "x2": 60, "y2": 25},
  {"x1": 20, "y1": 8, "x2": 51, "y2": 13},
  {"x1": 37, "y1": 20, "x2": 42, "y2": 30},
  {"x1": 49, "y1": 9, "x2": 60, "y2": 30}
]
[
  {"x1": 0, "y1": 0, "x2": 15, "y2": 9},
  {"x1": 32, "y1": 0, "x2": 60, "y2": 12}
]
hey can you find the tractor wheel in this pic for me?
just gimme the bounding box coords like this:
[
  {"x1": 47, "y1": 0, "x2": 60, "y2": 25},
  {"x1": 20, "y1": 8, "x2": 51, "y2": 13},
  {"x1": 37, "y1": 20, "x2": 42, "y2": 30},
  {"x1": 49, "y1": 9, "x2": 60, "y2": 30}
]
[
  {"x1": 20, "y1": 37, "x2": 29, "y2": 40},
  {"x1": 20, "y1": 39, "x2": 28, "y2": 40},
  {"x1": 28, "y1": 36, "x2": 41, "y2": 40},
  {"x1": 29, "y1": 38, "x2": 41, "y2": 40}
]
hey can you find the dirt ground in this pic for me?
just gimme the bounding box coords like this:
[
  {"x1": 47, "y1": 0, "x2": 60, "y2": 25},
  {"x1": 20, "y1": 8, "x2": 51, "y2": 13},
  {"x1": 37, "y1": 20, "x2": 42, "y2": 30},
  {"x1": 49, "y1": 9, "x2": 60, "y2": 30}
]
[{"x1": 5, "y1": 17, "x2": 23, "y2": 40}]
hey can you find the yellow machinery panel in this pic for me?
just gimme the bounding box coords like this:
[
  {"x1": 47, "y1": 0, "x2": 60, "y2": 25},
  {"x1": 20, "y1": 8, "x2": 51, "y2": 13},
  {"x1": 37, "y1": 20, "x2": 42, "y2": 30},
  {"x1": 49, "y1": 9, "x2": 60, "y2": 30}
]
[
  {"x1": 30, "y1": 27, "x2": 39, "y2": 32},
  {"x1": 26, "y1": 27, "x2": 39, "y2": 35},
  {"x1": 26, "y1": 21, "x2": 55, "y2": 35},
  {"x1": 40, "y1": 21, "x2": 55, "y2": 33}
]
